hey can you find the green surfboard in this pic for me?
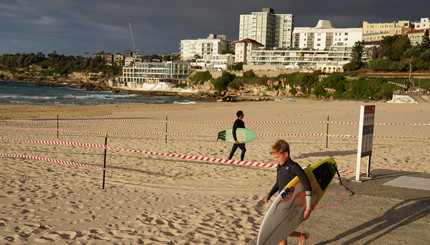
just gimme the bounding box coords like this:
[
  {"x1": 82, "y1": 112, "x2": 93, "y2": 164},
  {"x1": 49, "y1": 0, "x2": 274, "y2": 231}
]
[{"x1": 217, "y1": 128, "x2": 257, "y2": 143}]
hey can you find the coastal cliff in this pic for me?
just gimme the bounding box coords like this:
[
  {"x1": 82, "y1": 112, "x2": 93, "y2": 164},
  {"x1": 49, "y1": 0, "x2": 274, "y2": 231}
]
[{"x1": 1, "y1": 71, "x2": 277, "y2": 101}]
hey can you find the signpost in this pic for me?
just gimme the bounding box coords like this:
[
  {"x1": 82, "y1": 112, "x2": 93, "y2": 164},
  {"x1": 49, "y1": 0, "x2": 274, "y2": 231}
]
[{"x1": 355, "y1": 105, "x2": 375, "y2": 182}]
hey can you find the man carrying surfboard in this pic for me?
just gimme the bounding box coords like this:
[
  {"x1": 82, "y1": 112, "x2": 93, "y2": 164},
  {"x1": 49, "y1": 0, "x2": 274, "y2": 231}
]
[
  {"x1": 228, "y1": 110, "x2": 246, "y2": 161},
  {"x1": 264, "y1": 139, "x2": 312, "y2": 245}
]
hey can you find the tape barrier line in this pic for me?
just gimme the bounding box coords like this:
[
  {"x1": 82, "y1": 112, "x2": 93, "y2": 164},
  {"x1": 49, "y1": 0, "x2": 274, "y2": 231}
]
[
  {"x1": 105, "y1": 146, "x2": 361, "y2": 173},
  {"x1": 1, "y1": 127, "x2": 429, "y2": 140},
  {"x1": 0, "y1": 137, "x2": 361, "y2": 174},
  {"x1": 1, "y1": 137, "x2": 107, "y2": 148},
  {"x1": 0, "y1": 153, "x2": 103, "y2": 170},
  {"x1": 2, "y1": 118, "x2": 429, "y2": 126}
]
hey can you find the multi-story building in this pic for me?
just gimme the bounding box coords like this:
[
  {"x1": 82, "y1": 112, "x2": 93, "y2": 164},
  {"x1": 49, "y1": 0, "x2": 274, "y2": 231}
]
[
  {"x1": 362, "y1": 20, "x2": 412, "y2": 43},
  {"x1": 234, "y1": 38, "x2": 264, "y2": 63},
  {"x1": 407, "y1": 29, "x2": 427, "y2": 46},
  {"x1": 122, "y1": 60, "x2": 189, "y2": 85},
  {"x1": 180, "y1": 34, "x2": 232, "y2": 61},
  {"x1": 93, "y1": 51, "x2": 113, "y2": 64},
  {"x1": 292, "y1": 20, "x2": 362, "y2": 50},
  {"x1": 247, "y1": 45, "x2": 358, "y2": 73},
  {"x1": 413, "y1": 18, "x2": 430, "y2": 30},
  {"x1": 124, "y1": 50, "x2": 133, "y2": 58},
  {"x1": 114, "y1": 53, "x2": 124, "y2": 64},
  {"x1": 239, "y1": 8, "x2": 293, "y2": 49}
]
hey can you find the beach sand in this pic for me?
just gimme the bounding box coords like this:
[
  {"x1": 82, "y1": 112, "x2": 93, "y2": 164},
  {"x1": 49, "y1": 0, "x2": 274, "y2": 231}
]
[{"x1": 1, "y1": 100, "x2": 429, "y2": 244}]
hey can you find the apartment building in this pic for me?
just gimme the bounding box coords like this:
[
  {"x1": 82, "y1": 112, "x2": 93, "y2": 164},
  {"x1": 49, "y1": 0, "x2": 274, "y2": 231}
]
[
  {"x1": 247, "y1": 45, "x2": 357, "y2": 73},
  {"x1": 413, "y1": 18, "x2": 430, "y2": 30},
  {"x1": 234, "y1": 38, "x2": 264, "y2": 63},
  {"x1": 122, "y1": 60, "x2": 189, "y2": 84},
  {"x1": 362, "y1": 20, "x2": 412, "y2": 43},
  {"x1": 180, "y1": 34, "x2": 232, "y2": 61},
  {"x1": 93, "y1": 51, "x2": 113, "y2": 64},
  {"x1": 407, "y1": 29, "x2": 427, "y2": 46},
  {"x1": 292, "y1": 20, "x2": 362, "y2": 50},
  {"x1": 239, "y1": 8, "x2": 293, "y2": 49},
  {"x1": 114, "y1": 53, "x2": 124, "y2": 64}
]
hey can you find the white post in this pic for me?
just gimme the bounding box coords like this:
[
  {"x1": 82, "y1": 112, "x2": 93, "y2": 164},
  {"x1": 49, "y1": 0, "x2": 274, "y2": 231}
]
[
  {"x1": 355, "y1": 106, "x2": 365, "y2": 182},
  {"x1": 355, "y1": 105, "x2": 375, "y2": 182}
]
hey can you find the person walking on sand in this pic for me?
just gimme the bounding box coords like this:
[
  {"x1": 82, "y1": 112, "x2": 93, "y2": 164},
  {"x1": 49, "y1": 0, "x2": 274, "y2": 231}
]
[
  {"x1": 228, "y1": 110, "x2": 246, "y2": 161},
  {"x1": 264, "y1": 139, "x2": 312, "y2": 245}
]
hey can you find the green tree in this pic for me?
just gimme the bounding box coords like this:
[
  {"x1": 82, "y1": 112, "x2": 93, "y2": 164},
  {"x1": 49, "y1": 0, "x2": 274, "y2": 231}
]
[
  {"x1": 421, "y1": 29, "x2": 430, "y2": 51},
  {"x1": 211, "y1": 71, "x2": 235, "y2": 91},
  {"x1": 381, "y1": 35, "x2": 411, "y2": 61},
  {"x1": 231, "y1": 62, "x2": 243, "y2": 71},
  {"x1": 345, "y1": 41, "x2": 365, "y2": 70}
]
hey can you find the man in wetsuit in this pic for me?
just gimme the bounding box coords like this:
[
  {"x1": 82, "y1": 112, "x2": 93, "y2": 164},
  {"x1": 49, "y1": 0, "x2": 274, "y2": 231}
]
[
  {"x1": 228, "y1": 110, "x2": 246, "y2": 161},
  {"x1": 264, "y1": 139, "x2": 312, "y2": 245}
]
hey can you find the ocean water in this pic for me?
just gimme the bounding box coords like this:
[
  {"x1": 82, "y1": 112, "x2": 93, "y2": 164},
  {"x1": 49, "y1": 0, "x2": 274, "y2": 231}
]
[{"x1": 0, "y1": 80, "x2": 210, "y2": 105}]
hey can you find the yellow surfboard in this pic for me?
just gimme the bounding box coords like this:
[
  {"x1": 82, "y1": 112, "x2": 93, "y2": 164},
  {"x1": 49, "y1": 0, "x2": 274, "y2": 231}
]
[{"x1": 257, "y1": 158, "x2": 338, "y2": 245}]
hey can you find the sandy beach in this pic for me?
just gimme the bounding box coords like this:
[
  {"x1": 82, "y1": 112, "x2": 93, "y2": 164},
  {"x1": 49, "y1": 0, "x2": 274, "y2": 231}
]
[{"x1": 1, "y1": 100, "x2": 429, "y2": 244}]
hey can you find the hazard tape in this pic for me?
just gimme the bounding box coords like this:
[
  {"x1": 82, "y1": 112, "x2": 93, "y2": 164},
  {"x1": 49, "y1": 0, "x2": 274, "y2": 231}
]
[
  {"x1": 0, "y1": 137, "x2": 106, "y2": 148},
  {"x1": 1, "y1": 137, "x2": 362, "y2": 173},
  {"x1": 1, "y1": 127, "x2": 429, "y2": 140},
  {"x1": 2, "y1": 118, "x2": 428, "y2": 126},
  {"x1": 105, "y1": 146, "x2": 360, "y2": 173},
  {"x1": 0, "y1": 153, "x2": 103, "y2": 170}
]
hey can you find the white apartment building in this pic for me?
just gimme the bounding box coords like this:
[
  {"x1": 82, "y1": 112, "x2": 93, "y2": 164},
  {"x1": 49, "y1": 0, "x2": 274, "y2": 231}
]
[
  {"x1": 292, "y1": 20, "x2": 363, "y2": 50},
  {"x1": 247, "y1": 45, "x2": 357, "y2": 73},
  {"x1": 122, "y1": 60, "x2": 189, "y2": 85},
  {"x1": 234, "y1": 38, "x2": 264, "y2": 63},
  {"x1": 190, "y1": 54, "x2": 234, "y2": 71},
  {"x1": 180, "y1": 34, "x2": 232, "y2": 61},
  {"x1": 239, "y1": 8, "x2": 293, "y2": 49},
  {"x1": 413, "y1": 18, "x2": 430, "y2": 30}
]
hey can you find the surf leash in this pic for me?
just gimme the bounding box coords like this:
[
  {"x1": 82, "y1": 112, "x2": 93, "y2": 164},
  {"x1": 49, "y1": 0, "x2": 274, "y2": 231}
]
[{"x1": 300, "y1": 167, "x2": 348, "y2": 242}]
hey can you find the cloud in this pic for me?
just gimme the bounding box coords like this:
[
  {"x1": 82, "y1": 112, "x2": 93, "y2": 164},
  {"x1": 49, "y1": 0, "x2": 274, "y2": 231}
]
[{"x1": 0, "y1": 0, "x2": 428, "y2": 56}]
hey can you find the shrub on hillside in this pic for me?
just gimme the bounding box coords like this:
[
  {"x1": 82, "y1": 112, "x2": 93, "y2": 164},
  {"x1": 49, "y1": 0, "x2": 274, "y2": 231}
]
[
  {"x1": 189, "y1": 71, "x2": 212, "y2": 85},
  {"x1": 211, "y1": 71, "x2": 235, "y2": 91}
]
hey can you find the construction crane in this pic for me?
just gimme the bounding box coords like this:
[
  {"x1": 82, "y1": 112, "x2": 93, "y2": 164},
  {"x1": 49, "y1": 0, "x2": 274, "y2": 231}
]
[{"x1": 128, "y1": 17, "x2": 138, "y2": 56}]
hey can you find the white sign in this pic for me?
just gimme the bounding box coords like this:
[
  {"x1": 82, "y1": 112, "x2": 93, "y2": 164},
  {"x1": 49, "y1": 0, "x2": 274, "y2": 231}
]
[{"x1": 355, "y1": 105, "x2": 375, "y2": 182}]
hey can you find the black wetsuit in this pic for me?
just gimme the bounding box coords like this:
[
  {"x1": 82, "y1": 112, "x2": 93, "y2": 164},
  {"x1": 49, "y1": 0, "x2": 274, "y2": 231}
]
[
  {"x1": 228, "y1": 118, "x2": 246, "y2": 161},
  {"x1": 268, "y1": 158, "x2": 312, "y2": 199}
]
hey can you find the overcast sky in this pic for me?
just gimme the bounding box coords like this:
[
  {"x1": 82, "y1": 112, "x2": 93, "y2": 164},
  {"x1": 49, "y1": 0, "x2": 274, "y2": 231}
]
[{"x1": 0, "y1": 0, "x2": 428, "y2": 56}]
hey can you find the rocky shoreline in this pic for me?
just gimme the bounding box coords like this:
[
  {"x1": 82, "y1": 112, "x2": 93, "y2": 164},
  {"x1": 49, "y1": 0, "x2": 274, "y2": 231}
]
[{"x1": 1, "y1": 73, "x2": 279, "y2": 102}]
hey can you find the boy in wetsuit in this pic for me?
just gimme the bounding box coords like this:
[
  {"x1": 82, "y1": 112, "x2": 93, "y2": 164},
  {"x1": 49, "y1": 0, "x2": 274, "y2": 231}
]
[
  {"x1": 228, "y1": 110, "x2": 246, "y2": 161},
  {"x1": 264, "y1": 139, "x2": 312, "y2": 245}
]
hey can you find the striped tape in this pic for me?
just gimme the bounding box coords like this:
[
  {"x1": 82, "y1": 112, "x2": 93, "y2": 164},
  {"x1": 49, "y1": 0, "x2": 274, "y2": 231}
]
[
  {"x1": 2, "y1": 118, "x2": 428, "y2": 126},
  {"x1": 0, "y1": 153, "x2": 103, "y2": 170},
  {"x1": 0, "y1": 137, "x2": 361, "y2": 173}
]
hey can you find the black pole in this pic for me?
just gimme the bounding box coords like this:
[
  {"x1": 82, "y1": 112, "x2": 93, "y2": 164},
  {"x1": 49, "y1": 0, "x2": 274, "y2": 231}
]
[
  {"x1": 57, "y1": 115, "x2": 59, "y2": 139},
  {"x1": 102, "y1": 133, "x2": 108, "y2": 189},
  {"x1": 326, "y1": 114, "x2": 329, "y2": 148},
  {"x1": 165, "y1": 115, "x2": 168, "y2": 144}
]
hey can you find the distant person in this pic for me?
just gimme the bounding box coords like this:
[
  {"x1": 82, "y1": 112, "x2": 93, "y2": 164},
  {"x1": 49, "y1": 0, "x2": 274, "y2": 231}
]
[
  {"x1": 264, "y1": 139, "x2": 312, "y2": 245},
  {"x1": 228, "y1": 110, "x2": 246, "y2": 161}
]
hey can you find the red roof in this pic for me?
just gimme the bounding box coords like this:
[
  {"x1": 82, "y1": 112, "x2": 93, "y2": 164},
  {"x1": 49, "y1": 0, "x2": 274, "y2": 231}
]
[
  {"x1": 236, "y1": 38, "x2": 263, "y2": 46},
  {"x1": 407, "y1": 29, "x2": 425, "y2": 34}
]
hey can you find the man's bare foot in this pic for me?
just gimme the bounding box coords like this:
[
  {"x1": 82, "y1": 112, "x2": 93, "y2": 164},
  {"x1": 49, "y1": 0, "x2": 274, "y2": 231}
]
[{"x1": 299, "y1": 233, "x2": 310, "y2": 245}]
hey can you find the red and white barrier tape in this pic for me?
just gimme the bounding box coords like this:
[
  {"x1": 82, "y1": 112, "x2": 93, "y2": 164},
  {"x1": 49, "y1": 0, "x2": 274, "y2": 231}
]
[
  {"x1": 1, "y1": 137, "x2": 106, "y2": 148},
  {"x1": 0, "y1": 153, "x2": 103, "y2": 170},
  {"x1": 1, "y1": 126, "x2": 429, "y2": 140},
  {"x1": 2, "y1": 118, "x2": 428, "y2": 126},
  {"x1": 1, "y1": 137, "x2": 362, "y2": 173}
]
